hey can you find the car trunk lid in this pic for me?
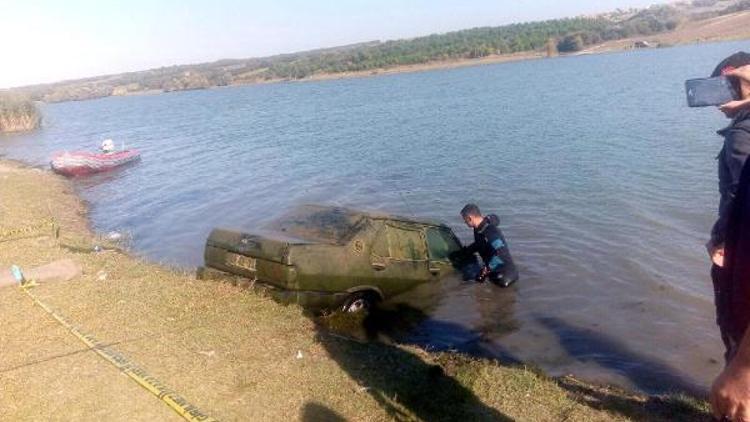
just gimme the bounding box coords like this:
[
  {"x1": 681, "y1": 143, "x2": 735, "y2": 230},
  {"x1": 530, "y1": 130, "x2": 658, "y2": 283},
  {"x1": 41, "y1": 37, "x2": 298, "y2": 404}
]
[
  {"x1": 206, "y1": 228, "x2": 296, "y2": 264},
  {"x1": 205, "y1": 228, "x2": 302, "y2": 287}
]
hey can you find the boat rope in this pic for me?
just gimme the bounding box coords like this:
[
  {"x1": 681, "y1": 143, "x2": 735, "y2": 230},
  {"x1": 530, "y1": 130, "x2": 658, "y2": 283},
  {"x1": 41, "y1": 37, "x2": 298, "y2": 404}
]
[{"x1": 15, "y1": 274, "x2": 218, "y2": 422}]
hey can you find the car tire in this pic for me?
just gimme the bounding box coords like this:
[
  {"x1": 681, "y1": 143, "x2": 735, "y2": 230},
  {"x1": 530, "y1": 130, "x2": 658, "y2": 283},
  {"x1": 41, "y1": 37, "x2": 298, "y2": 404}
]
[{"x1": 342, "y1": 292, "x2": 378, "y2": 313}]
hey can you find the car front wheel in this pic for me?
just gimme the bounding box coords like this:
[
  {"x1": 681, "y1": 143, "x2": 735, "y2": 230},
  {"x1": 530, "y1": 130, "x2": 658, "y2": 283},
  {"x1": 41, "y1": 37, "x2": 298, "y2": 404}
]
[{"x1": 342, "y1": 292, "x2": 378, "y2": 313}]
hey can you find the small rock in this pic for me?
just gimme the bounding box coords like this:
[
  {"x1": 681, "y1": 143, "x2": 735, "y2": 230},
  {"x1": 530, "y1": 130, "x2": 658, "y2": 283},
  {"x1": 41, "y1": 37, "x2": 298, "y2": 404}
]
[{"x1": 96, "y1": 271, "x2": 107, "y2": 281}]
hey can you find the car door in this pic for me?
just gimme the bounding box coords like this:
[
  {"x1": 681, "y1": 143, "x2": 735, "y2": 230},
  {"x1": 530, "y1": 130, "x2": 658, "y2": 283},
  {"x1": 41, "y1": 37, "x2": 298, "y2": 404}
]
[
  {"x1": 369, "y1": 223, "x2": 430, "y2": 296},
  {"x1": 424, "y1": 226, "x2": 462, "y2": 278}
]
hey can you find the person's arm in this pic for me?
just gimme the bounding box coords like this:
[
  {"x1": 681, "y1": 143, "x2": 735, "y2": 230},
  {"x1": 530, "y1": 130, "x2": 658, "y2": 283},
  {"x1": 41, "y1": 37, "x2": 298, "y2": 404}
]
[
  {"x1": 722, "y1": 66, "x2": 750, "y2": 116},
  {"x1": 475, "y1": 227, "x2": 506, "y2": 282},
  {"x1": 711, "y1": 131, "x2": 750, "y2": 265},
  {"x1": 711, "y1": 327, "x2": 750, "y2": 421},
  {"x1": 483, "y1": 226, "x2": 506, "y2": 273},
  {"x1": 450, "y1": 237, "x2": 478, "y2": 263}
]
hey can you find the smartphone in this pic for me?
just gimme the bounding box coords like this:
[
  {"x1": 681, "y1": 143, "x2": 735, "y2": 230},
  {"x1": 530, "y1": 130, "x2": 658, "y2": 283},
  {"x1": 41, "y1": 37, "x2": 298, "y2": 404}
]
[{"x1": 686, "y1": 76, "x2": 739, "y2": 107}]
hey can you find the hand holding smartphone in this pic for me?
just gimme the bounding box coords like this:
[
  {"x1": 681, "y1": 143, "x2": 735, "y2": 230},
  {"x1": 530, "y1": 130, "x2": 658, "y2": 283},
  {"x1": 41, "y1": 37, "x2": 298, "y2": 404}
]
[{"x1": 686, "y1": 76, "x2": 739, "y2": 107}]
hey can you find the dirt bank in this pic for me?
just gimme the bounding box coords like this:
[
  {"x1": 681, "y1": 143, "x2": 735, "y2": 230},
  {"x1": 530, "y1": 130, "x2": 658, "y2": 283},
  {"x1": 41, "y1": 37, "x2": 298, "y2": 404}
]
[
  {"x1": 0, "y1": 160, "x2": 709, "y2": 421},
  {"x1": 580, "y1": 11, "x2": 750, "y2": 55}
]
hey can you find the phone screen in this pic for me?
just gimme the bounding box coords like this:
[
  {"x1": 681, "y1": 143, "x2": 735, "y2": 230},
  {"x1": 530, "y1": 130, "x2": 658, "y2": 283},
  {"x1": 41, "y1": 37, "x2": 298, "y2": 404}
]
[{"x1": 686, "y1": 76, "x2": 739, "y2": 108}]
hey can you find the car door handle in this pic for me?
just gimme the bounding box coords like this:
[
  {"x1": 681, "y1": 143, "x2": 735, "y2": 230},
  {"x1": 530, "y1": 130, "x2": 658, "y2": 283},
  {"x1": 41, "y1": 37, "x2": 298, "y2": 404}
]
[{"x1": 372, "y1": 262, "x2": 387, "y2": 271}]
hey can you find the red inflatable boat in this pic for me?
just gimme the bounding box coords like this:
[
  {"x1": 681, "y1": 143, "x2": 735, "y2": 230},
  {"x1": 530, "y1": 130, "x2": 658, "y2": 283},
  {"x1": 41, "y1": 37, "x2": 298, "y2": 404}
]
[{"x1": 50, "y1": 150, "x2": 141, "y2": 176}]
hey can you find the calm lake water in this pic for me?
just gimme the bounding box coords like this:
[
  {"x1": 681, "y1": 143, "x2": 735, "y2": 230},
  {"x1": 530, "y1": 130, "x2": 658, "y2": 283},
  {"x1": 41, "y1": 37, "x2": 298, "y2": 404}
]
[{"x1": 4, "y1": 40, "x2": 750, "y2": 394}]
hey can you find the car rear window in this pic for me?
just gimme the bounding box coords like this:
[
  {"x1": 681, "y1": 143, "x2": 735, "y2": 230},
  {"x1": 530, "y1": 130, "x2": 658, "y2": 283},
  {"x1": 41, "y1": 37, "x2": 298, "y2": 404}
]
[{"x1": 271, "y1": 206, "x2": 364, "y2": 244}]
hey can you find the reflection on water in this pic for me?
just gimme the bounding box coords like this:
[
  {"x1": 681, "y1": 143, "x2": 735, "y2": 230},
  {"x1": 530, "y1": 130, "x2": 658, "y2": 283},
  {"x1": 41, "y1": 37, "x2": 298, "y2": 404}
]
[
  {"x1": 3, "y1": 40, "x2": 750, "y2": 393},
  {"x1": 388, "y1": 274, "x2": 519, "y2": 350},
  {"x1": 71, "y1": 160, "x2": 141, "y2": 190}
]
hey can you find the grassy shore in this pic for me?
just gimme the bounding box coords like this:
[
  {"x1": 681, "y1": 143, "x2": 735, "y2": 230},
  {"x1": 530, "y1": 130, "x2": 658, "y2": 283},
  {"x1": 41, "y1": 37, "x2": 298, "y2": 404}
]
[{"x1": 0, "y1": 160, "x2": 710, "y2": 421}]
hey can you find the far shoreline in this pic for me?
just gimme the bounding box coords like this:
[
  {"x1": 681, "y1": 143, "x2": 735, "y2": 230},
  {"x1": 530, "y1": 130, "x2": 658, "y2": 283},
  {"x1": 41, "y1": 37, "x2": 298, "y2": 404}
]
[
  {"x1": 40, "y1": 35, "x2": 750, "y2": 105},
  {"x1": 8, "y1": 9, "x2": 750, "y2": 105}
]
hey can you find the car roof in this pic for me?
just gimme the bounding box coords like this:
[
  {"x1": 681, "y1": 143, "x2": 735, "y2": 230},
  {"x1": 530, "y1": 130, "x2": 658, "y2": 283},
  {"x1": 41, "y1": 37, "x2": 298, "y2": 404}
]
[
  {"x1": 295, "y1": 204, "x2": 448, "y2": 228},
  {"x1": 368, "y1": 214, "x2": 446, "y2": 229},
  {"x1": 267, "y1": 205, "x2": 452, "y2": 243}
]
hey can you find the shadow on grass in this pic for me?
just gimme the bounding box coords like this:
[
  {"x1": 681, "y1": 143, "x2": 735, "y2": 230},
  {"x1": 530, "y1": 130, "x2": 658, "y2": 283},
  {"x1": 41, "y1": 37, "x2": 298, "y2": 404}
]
[
  {"x1": 556, "y1": 376, "x2": 710, "y2": 422},
  {"x1": 313, "y1": 307, "x2": 513, "y2": 422},
  {"x1": 300, "y1": 401, "x2": 347, "y2": 422},
  {"x1": 313, "y1": 307, "x2": 712, "y2": 421}
]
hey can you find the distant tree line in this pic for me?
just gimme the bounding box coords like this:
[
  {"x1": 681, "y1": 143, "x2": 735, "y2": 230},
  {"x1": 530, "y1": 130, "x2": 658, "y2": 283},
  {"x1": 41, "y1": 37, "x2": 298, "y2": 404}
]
[
  {"x1": 258, "y1": 5, "x2": 686, "y2": 77},
  {"x1": 719, "y1": 0, "x2": 750, "y2": 14},
  {"x1": 14, "y1": 1, "x2": 750, "y2": 103}
]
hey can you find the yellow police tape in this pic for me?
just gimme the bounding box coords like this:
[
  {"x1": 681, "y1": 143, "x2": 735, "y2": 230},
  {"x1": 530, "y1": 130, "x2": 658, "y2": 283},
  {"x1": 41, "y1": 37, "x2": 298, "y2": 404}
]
[
  {"x1": 20, "y1": 284, "x2": 219, "y2": 422},
  {"x1": 0, "y1": 218, "x2": 59, "y2": 241}
]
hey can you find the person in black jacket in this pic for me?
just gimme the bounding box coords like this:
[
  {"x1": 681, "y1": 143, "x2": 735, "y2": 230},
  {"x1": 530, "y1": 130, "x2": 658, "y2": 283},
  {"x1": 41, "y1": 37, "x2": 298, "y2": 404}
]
[
  {"x1": 705, "y1": 54, "x2": 750, "y2": 369},
  {"x1": 459, "y1": 203, "x2": 518, "y2": 287},
  {"x1": 708, "y1": 52, "x2": 750, "y2": 268},
  {"x1": 711, "y1": 124, "x2": 750, "y2": 422},
  {"x1": 706, "y1": 58, "x2": 750, "y2": 421}
]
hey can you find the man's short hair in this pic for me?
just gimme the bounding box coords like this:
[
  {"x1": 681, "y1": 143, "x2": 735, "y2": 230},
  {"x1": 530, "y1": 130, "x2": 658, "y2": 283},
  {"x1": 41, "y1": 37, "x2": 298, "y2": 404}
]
[{"x1": 461, "y1": 203, "x2": 481, "y2": 218}]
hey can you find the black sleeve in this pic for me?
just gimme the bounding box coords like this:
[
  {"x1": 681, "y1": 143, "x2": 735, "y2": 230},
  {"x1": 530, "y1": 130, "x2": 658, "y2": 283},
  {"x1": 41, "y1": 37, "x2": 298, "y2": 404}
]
[
  {"x1": 712, "y1": 129, "x2": 750, "y2": 246},
  {"x1": 483, "y1": 225, "x2": 506, "y2": 271}
]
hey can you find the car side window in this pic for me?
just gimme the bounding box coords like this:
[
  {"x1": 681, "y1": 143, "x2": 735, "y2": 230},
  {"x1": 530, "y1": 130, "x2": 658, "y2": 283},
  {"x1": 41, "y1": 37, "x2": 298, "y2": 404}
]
[
  {"x1": 425, "y1": 228, "x2": 461, "y2": 261},
  {"x1": 386, "y1": 225, "x2": 426, "y2": 261}
]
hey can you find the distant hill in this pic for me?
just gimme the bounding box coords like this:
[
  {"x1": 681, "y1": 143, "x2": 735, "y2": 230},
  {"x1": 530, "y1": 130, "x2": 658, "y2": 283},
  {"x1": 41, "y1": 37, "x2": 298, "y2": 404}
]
[{"x1": 8, "y1": 0, "x2": 750, "y2": 103}]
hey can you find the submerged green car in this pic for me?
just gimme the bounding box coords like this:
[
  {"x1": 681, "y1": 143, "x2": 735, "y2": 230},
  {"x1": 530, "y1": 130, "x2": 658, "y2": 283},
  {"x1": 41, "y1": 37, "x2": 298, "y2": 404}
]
[{"x1": 198, "y1": 205, "x2": 465, "y2": 311}]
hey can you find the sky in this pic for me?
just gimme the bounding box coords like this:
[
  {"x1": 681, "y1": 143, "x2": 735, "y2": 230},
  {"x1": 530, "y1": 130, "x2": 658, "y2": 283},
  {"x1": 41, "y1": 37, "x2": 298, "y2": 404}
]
[{"x1": 0, "y1": 0, "x2": 667, "y2": 89}]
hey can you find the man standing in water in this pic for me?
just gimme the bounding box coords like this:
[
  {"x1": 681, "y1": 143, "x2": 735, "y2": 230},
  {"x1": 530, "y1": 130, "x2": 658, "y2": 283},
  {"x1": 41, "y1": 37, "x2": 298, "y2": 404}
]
[
  {"x1": 460, "y1": 203, "x2": 518, "y2": 287},
  {"x1": 705, "y1": 57, "x2": 750, "y2": 421}
]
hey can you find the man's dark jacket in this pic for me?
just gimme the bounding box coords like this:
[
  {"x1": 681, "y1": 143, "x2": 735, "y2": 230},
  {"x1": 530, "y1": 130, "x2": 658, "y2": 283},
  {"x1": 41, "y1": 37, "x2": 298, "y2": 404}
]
[
  {"x1": 723, "y1": 129, "x2": 750, "y2": 344},
  {"x1": 712, "y1": 109, "x2": 750, "y2": 247},
  {"x1": 466, "y1": 215, "x2": 518, "y2": 282}
]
